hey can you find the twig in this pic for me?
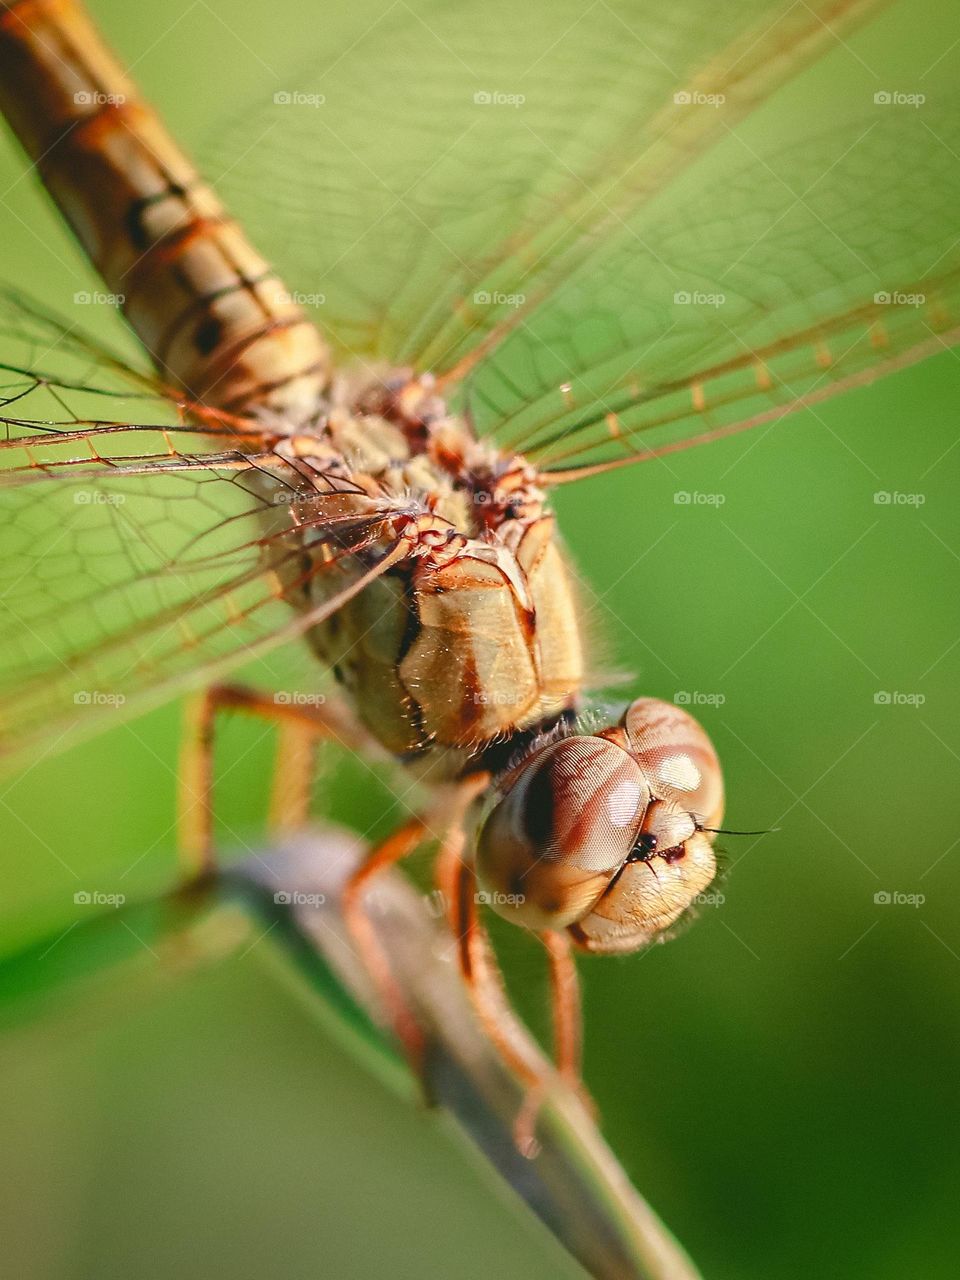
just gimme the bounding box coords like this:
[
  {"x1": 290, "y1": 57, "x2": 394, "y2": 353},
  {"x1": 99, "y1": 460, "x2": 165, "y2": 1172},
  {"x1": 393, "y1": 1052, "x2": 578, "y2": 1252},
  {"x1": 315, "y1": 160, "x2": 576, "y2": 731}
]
[{"x1": 230, "y1": 825, "x2": 704, "y2": 1280}]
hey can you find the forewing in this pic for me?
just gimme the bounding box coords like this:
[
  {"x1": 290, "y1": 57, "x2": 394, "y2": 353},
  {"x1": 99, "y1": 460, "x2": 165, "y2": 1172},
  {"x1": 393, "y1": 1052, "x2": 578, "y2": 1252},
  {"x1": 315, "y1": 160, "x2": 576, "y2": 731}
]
[
  {"x1": 0, "y1": 297, "x2": 390, "y2": 761},
  {"x1": 207, "y1": 0, "x2": 960, "y2": 466}
]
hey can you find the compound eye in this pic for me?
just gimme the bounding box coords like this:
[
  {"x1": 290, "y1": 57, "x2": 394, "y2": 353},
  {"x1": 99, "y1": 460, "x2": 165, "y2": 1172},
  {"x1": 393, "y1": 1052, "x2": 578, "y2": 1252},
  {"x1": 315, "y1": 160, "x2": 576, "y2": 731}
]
[
  {"x1": 622, "y1": 697, "x2": 724, "y2": 831},
  {"x1": 476, "y1": 735, "x2": 650, "y2": 930}
]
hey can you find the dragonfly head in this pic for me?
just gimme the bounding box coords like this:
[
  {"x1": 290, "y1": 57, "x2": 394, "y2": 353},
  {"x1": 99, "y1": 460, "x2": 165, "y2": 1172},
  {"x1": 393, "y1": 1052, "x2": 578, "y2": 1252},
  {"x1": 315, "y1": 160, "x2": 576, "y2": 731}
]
[{"x1": 475, "y1": 698, "x2": 723, "y2": 952}]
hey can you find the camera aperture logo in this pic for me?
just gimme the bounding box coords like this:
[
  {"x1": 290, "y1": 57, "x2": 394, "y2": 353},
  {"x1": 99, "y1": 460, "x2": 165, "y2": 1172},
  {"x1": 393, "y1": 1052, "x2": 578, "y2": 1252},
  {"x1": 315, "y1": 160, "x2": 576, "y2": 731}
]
[
  {"x1": 73, "y1": 690, "x2": 125, "y2": 707},
  {"x1": 73, "y1": 490, "x2": 125, "y2": 505},
  {"x1": 74, "y1": 290, "x2": 124, "y2": 307},
  {"x1": 873, "y1": 90, "x2": 925, "y2": 108},
  {"x1": 675, "y1": 690, "x2": 726, "y2": 707},
  {"x1": 674, "y1": 289, "x2": 725, "y2": 308},
  {"x1": 74, "y1": 890, "x2": 125, "y2": 907},
  {"x1": 278, "y1": 289, "x2": 326, "y2": 307},
  {"x1": 273, "y1": 691, "x2": 327, "y2": 707},
  {"x1": 673, "y1": 89, "x2": 725, "y2": 108},
  {"x1": 474, "y1": 289, "x2": 525, "y2": 308},
  {"x1": 476, "y1": 889, "x2": 525, "y2": 907},
  {"x1": 874, "y1": 890, "x2": 925, "y2": 908},
  {"x1": 273, "y1": 90, "x2": 325, "y2": 107},
  {"x1": 674, "y1": 490, "x2": 725, "y2": 507},
  {"x1": 274, "y1": 890, "x2": 327, "y2": 907},
  {"x1": 472, "y1": 689, "x2": 527, "y2": 708},
  {"x1": 473, "y1": 90, "x2": 525, "y2": 108},
  {"x1": 873, "y1": 491, "x2": 925, "y2": 507},
  {"x1": 74, "y1": 90, "x2": 125, "y2": 106},
  {"x1": 873, "y1": 290, "x2": 925, "y2": 308},
  {"x1": 873, "y1": 691, "x2": 925, "y2": 707}
]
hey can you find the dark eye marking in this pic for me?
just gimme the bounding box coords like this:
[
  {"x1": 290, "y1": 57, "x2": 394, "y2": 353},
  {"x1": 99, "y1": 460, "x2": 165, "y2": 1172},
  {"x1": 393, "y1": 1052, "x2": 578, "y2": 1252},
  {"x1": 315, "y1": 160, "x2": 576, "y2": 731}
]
[
  {"x1": 628, "y1": 831, "x2": 658, "y2": 862},
  {"x1": 522, "y1": 760, "x2": 555, "y2": 848}
]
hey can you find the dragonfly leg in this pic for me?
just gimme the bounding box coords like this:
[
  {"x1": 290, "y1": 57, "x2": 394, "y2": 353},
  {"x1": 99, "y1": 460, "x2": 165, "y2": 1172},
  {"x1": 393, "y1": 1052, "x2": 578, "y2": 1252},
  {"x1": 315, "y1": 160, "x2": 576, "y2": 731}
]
[
  {"x1": 541, "y1": 930, "x2": 597, "y2": 1121},
  {"x1": 178, "y1": 682, "x2": 361, "y2": 882},
  {"x1": 442, "y1": 849, "x2": 598, "y2": 1154},
  {"x1": 446, "y1": 852, "x2": 561, "y2": 1157},
  {"x1": 542, "y1": 930, "x2": 582, "y2": 1084},
  {"x1": 341, "y1": 773, "x2": 489, "y2": 1076},
  {"x1": 341, "y1": 816, "x2": 429, "y2": 1071}
]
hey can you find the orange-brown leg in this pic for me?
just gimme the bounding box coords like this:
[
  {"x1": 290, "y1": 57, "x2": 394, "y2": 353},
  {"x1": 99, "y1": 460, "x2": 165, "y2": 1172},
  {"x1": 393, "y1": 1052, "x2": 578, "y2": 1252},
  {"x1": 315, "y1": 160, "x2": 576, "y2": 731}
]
[
  {"x1": 542, "y1": 930, "x2": 582, "y2": 1086},
  {"x1": 268, "y1": 719, "x2": 318, "y2": 835},
  {"x1": 448, "y1": 854, "x2": 555, "y2": 1155},
  {"x1": 341, "y1": 816, "x2": 429, "y2": 1069},
  {"x1": 432, "y1": 771, "x2": 491, "y2": 929},
  {"x1": 342, "y1": 773, "x2": 490, "y2": 1074},
  {"x1": 541, "y1": 930, "x2": 597, "y2": 1122},
  {"x1": 444, "y1": 854, "x2": 597, "y2": 1153},
  {"x1": 178, "y1": 682, "x2": 359, "y2": 881}
]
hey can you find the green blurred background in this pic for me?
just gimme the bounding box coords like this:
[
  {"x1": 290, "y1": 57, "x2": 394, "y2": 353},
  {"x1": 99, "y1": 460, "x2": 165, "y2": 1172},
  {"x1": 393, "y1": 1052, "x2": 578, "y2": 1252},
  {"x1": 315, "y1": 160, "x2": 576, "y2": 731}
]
[{"x1": 1, "y1": 1, "x2": 959, "y2": 1277}]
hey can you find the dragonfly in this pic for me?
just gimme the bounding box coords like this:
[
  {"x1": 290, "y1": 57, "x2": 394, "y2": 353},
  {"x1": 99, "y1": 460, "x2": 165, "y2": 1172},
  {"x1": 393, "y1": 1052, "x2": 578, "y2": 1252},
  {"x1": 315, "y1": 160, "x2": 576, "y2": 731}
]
[{"x1": 1, "y1": 0, "x2": 958, "y2": 1149}]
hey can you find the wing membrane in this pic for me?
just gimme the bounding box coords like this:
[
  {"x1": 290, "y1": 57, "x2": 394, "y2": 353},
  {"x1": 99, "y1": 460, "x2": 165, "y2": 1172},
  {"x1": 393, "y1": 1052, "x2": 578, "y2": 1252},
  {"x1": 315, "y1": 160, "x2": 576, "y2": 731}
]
[
  {"x1": 207, "y1": 0, "x2": 960, "y2": 463},
  {"x1": 476, "y1": 105, "x2": 960, "y2": 467},
  {"x1": 0, "y1": 299, "x2": 393, "y2": 759}
]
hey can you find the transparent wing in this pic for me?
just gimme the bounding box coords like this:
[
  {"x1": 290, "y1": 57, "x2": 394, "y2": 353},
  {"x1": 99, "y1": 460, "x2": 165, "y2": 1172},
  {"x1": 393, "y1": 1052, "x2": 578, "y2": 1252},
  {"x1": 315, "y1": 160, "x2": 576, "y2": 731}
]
[
  {"x1": 0, "y1": 297, "x2": 397, "y2": 761},
  {"x1": 207, "y1": 0, "x2": 960, "y2": 467},
  {"x1": 480, "y1": 105, "x2": 960, "y2": 471}
]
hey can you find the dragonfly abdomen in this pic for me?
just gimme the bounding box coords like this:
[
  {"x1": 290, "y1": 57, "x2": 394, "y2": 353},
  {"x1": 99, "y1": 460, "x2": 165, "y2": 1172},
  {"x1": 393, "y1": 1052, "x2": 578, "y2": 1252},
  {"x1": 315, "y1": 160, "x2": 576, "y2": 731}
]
[{"x1": 0, "y1": 0, "x2": 328, "y2": 421}]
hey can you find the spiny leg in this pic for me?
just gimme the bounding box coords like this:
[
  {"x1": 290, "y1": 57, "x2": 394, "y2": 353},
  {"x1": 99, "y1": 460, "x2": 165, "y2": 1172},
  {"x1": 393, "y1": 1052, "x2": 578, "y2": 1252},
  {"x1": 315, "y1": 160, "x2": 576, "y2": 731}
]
[
  {"x1": 341, "y1": 816, "x2": 429, "y2": 1070},
  {"x1": 444, "y1": 852, "x2": 597, "y2": 1153},
  {"x1": 178, "y1": 682, "x2": 359, "y2": 882},
  {"x1": 447, "y1": 853, "x2": 557, "y2": 1155},
  {"x1": 341, "y1": 773, "x2": 489, "y2": 1075}
]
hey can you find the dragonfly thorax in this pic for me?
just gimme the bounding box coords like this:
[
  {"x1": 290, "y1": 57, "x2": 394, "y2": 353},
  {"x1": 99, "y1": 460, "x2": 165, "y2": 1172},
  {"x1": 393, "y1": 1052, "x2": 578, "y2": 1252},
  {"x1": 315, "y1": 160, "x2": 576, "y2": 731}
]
[{"x1": 267, "y1": 375, "x2": 585, "y2": 774}]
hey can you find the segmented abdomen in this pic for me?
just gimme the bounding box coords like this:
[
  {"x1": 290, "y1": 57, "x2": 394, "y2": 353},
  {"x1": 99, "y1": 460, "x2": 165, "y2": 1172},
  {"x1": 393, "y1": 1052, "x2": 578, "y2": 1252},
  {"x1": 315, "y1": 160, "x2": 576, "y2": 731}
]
[{"x1": 0, "y1": 0, "x2": 328, "y2": 420}]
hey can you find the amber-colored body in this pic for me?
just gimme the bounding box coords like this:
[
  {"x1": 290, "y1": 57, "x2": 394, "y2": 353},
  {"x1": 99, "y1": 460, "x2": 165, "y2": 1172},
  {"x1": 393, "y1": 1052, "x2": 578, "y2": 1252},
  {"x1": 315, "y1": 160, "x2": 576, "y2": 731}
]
[
  {"x1": 0, "y1": 0, "x2": 584, "y2": 776},
  {"x1": 0, "y1": 0, "x2": 721, "y2": 1147},
  {"x1": 0, "y1": 0, "x2": 326, "y2": 420},
  {"x1": 275, "y1": 395, "x2": 584, "y2": 766}
]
